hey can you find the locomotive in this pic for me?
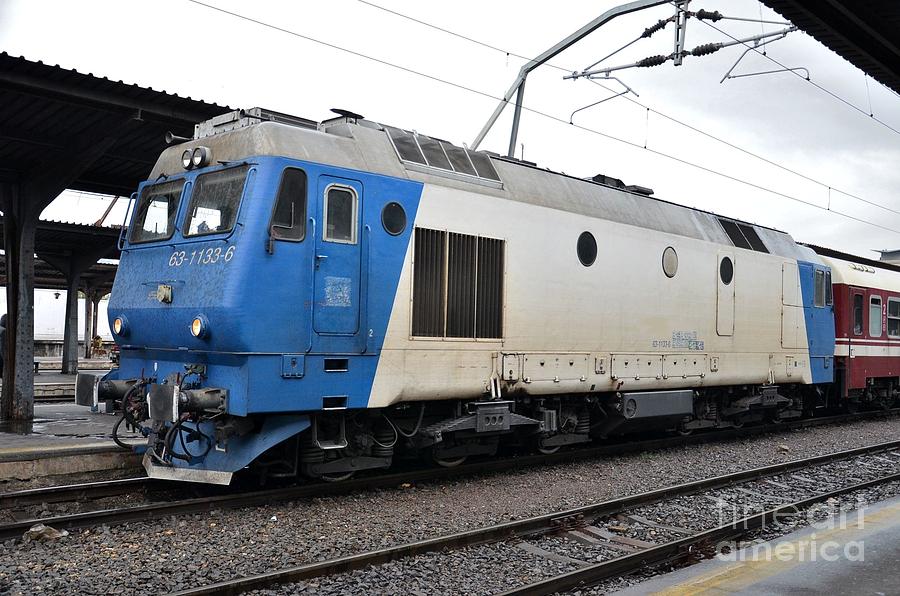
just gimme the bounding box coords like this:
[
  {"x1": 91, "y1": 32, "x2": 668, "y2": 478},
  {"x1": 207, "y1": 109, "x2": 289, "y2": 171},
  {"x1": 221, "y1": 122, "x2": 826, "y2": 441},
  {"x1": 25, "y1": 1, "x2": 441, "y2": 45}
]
[{"x1": 76, "y1": 107, "x2": 898, "y2": 484}]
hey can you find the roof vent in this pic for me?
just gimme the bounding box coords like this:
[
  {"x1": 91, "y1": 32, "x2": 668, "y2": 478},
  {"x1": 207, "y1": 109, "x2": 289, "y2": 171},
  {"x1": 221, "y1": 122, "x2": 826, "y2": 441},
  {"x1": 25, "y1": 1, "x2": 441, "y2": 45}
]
[
  {"x1": 591, "y1": 174, "x2": 625, "y2": 188},
  {"x1": 194, "y1": 107, "x2": 317, "y2": 139},
  {"x1": 591, "y1": 174, "x2": 653, "y2": 196},
  {"x1": 625, "y1": 185, "x2": 654, "y2": 196}
]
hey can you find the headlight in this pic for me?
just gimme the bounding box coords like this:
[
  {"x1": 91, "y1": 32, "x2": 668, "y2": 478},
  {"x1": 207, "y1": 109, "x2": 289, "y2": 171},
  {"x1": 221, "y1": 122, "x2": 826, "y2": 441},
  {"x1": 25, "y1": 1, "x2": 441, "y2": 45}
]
[
  {"x1": 191, "y1": 147, "x2": 211, "y2": 168},
  {"x1": 190, "y1": 315, "x2": 208, "y2": 338},
  {"x1": 113, "y1": 315, "x2": 128, "y2": 336},
  {"x1": 181, "y1": 149, "x2": 193, "y2": 170}
]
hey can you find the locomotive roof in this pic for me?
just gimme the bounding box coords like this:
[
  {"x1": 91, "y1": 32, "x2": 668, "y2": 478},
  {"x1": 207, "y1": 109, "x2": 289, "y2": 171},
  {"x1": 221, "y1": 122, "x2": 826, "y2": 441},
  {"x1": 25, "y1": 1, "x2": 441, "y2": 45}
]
[{"x1": 150, "y1": 116, "x2": 817, "y2": 263}]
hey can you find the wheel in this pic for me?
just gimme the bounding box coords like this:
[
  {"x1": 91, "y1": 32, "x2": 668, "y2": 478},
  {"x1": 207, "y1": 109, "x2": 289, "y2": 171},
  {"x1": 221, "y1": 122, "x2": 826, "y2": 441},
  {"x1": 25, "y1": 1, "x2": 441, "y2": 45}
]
[
  {"x1": 537, "y1": 443, "x2": 561, "y2": 455},
  {"x1": 676, "y1": 424, "x2": 693, "y2": 436},
  {"x1": 433, "y1": 454, "x2": 467, "y2": 468},
  {"x1": 318, "y1": 471, "x2": 355, "y2": 482},
  {"x1": 731, "y1": 418, "x2": 745, "y2": 429}
]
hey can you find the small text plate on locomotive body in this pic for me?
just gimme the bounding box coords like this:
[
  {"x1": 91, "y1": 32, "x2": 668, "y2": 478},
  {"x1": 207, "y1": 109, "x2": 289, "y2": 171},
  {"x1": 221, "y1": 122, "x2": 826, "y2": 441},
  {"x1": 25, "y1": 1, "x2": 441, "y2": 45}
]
[
  {"x1": 652, "y1": 330, "x2": 704, "y2": 350},
  {"x1": 168, "y1": 244, "x2": 236, "y2": 268}
]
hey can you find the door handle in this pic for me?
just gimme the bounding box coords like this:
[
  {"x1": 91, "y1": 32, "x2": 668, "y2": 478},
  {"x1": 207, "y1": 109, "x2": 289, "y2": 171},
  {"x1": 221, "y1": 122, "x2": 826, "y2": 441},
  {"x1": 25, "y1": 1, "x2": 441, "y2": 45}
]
[{"x1": 315, "y1": 254, "x2": 328, "y2": 260}]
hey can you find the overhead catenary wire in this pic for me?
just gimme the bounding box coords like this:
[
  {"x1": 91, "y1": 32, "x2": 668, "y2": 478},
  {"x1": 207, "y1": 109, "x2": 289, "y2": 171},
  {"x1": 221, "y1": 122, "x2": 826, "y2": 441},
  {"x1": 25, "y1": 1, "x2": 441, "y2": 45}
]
[
  {"x1": 684, "y1": 4, "x2": 900, "y2": 137},
  {"x1": 356, "y1": 0, "x2": 900, "y2": 219},
  {"x1": 185, "y1": 0, "x2": 900, "y2": 237}
]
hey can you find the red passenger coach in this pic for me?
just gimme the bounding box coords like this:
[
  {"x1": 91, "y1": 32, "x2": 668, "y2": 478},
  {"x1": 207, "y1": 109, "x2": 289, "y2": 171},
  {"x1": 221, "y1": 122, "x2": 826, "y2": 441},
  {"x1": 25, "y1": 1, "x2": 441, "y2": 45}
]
[{"x1": 819, "y1": 251, "x2": 900, "y2": 408}]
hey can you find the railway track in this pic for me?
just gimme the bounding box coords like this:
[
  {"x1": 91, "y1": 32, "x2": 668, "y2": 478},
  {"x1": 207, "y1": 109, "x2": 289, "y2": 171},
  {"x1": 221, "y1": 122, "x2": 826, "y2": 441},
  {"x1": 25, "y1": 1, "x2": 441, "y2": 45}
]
[
  {"x1": 1, "y1": 408, "x2": 897, "y2": 542},
  {"x1": 170, "y1": 439, "x2": 900, "y2": 596}
]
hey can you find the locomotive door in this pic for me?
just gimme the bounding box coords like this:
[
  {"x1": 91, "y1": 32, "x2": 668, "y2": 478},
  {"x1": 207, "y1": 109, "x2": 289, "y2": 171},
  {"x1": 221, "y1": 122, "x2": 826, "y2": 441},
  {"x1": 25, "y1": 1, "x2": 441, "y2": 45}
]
[
  {"x1": 717, "y1": 251, "x2": 735, "y2": 336},
  {"x1": 312, "y1": 176, "x2": 363, "y2": 349},
  {"x1": 849, "y1": 287, "x2": 865, "y2": 359}
]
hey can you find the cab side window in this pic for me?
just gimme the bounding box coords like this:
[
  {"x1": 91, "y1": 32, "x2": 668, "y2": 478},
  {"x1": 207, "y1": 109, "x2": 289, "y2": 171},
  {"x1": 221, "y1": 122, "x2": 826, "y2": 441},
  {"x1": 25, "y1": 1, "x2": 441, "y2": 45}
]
[
  {"x1": 814, "y1": 270, "x2": 825, "y2": 307},
  {"x1": 270, "y1": 168, "x2": 307, "y2": 241}
]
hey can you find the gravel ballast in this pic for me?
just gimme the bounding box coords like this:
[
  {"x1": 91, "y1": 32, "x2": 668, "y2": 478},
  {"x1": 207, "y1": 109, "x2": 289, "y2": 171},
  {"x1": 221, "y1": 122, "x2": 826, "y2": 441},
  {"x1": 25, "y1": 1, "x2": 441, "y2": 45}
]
[{"x1": 1, "y1": 416, "x2": 899, "y2": 595}]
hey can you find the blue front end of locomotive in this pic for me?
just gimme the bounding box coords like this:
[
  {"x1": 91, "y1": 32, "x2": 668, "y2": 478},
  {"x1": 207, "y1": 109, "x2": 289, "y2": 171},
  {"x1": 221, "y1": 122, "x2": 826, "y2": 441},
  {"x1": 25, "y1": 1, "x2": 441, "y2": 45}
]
[{"x1": 105, "y1": 154, "x2": 422, "y2": 483}]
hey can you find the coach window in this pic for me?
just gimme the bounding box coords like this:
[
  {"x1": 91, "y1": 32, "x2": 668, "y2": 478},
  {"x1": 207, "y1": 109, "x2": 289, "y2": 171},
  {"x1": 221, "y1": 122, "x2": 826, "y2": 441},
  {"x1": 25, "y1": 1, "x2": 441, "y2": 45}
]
[
  {"x1": 870, "y1": 296, "x2": 883, "y2": 337},
  {"x1": 323, "y1": 185, "x2": 358, "y2": 244},
  {"x1": 889, "y1": 298, "x2": 900, "y2": 338},
  {"x1": 814, "y1": 270, "x2": 826, "y2": 307},
  {"x1": 270, "y1": 168, "x2": 307, "y2": 241},
  {"x1": 853, "y1": 294, "x2": 864, "y2": 335}
]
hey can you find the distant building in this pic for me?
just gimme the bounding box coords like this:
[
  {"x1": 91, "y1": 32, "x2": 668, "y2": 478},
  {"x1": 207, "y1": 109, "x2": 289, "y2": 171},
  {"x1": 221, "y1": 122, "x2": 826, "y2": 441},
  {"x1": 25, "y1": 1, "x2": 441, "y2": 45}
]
[{"x1": 878, "y1": 249, "x2": 900, "y2": 265}]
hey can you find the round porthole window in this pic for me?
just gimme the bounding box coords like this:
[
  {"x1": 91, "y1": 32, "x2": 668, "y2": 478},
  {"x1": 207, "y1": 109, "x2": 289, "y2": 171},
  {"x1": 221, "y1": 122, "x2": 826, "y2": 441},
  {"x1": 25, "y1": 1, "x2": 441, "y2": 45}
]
[
  {"x1": 381, "y1": 202, "x2": 407, "y2": 236},
  {"x1": 577, "y1": 231, "x2": 597, "y2": 267},
  {"x1": 662, "y1": 246, "x2": 678, "y2": 278},
  {"x1": 720, "y1": 256, "x2": 734, "y2": 285}
]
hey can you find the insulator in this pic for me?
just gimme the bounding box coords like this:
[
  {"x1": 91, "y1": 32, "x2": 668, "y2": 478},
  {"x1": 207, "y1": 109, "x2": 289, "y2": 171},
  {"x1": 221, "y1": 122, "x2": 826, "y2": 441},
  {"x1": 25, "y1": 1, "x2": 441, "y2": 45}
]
[
  {"x1": 641, "y1": 18, "x2": 669, "y2": 38},
  {"x1": 575, "y1": 410, "x2": 590, "y2": 434},
  {"x1": 637, "y1": 54, "x2": 668, "y2": 68},
  {"x1": 695, "y1": 9, "x2": 724, "y2": 22},
  {"x1": 691, "y1": 43, "x2": 722, "y2": 57}
]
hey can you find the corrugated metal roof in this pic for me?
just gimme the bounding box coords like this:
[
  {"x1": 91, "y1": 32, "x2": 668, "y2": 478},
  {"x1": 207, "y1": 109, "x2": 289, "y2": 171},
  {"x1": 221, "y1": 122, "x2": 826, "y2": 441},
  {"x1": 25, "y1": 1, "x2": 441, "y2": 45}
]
[
  {"x1": 761, "y1": 0, "x2": 900, "y2": 95},
  {"x1": 0, "y1": 53, "x2": 230, "y2": 195}
]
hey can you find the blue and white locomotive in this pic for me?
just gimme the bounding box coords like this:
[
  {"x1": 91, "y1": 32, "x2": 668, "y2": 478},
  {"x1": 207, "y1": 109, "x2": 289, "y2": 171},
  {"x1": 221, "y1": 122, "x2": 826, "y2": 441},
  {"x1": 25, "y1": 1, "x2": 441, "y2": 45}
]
[{"x1": 79, "y1": 107, "x2": 838, "y2": 484}]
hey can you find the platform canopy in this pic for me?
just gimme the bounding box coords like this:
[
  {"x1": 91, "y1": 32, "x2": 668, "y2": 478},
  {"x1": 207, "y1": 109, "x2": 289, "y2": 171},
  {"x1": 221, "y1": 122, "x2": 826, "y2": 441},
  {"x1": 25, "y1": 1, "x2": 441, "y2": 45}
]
[
  {"x1": 0, "y1": 52, "x2": 229, "y2": 194},
  {"x1": 0, "y1": 53, "x2": 230, "y2": 423},
  {"x1": 761, "y1": 0, "x2": 900, "y2": 94},
  {"x1": 0, "y1": 218, "x2": 121, "y2": 294}
]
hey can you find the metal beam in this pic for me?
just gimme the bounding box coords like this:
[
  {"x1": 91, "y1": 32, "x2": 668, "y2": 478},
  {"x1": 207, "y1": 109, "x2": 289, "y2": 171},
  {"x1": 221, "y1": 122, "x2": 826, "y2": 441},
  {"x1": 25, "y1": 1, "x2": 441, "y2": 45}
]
[
  {"x1": 0, "y1": 69, "x2": 221, "y2": 125},
  {"x1": 0, "y1": 129, "x2": 156, "y2": 167},
  {"x1": 471, "y1": 0, "x2": 671, "y2": 153}
]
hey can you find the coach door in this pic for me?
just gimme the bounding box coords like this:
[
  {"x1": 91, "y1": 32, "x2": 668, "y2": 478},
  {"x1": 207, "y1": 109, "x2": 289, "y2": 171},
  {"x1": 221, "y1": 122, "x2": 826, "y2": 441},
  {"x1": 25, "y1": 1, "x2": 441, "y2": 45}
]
[
  {"x1": 312, "y1": 176, "x2": 363, "y2": 350},
  {"x1": 849, "y1": 287, "x2": 865, "y2": 358}
]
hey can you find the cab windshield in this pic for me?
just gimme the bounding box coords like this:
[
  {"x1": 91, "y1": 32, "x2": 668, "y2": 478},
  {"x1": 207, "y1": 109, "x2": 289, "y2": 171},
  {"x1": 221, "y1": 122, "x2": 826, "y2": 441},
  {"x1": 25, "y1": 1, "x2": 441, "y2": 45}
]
[
  {"x1": 129, "y1": 180, "x2": 184, "y2": 244},
  {"x1": 184, "y1": 166, "x2": 249, "y2": 236}
]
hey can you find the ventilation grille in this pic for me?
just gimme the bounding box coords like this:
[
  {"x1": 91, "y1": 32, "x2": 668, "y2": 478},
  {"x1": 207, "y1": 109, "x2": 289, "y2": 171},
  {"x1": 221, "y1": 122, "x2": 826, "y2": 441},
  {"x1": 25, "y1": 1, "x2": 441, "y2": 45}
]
[
  {"x1": 384, "y1": 126, "x2": 501, "y2": 183},
  {"x1": 718, "y1": 218, "x2": 769, "y2": 253},
  {"x1": 411, "y1": 228, "x2": 445, "y2": 337},
  {"x1": 476, "y1": 237, "x2": 504, "y2": 339},
  {"x1": 412, "y1": 228, "x2": 504, "y2": 339}
]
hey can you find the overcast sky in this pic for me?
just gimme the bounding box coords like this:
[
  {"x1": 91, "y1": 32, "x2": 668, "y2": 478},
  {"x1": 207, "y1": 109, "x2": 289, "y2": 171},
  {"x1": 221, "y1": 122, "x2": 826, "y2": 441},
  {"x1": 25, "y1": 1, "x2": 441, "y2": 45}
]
[{"x1": 1, "y1": 0, "x2": 899, "y2": 258}]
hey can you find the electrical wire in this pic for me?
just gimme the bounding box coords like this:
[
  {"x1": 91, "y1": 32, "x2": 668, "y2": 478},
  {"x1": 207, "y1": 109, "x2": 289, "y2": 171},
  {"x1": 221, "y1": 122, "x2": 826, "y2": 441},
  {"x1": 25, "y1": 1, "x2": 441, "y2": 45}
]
[
  {"x1": 112, "y1": 414, "x2": 131, "y2": 450},
  {"x1": 356, "y1": 0, "x2": 900, "y2": 219},
  {"x1": 184, "y1": 0, "x2": 900, "y2": 236},
  {"x1": 371, "y1": 416, "x2": 399, "y2": 449},
  {"x1": 684, "y1": 4, "x2": 900, "y2": 137},
  {"x1": 384, "y1": 404, "x2": 426, "y2": 438}
]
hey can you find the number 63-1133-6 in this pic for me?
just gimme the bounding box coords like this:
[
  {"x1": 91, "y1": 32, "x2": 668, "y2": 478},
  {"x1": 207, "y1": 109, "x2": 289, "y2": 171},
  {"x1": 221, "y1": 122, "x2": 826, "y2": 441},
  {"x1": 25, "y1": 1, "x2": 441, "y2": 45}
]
[{"x1": 169, "y1": 245, "x2": 235, "y2": 267}]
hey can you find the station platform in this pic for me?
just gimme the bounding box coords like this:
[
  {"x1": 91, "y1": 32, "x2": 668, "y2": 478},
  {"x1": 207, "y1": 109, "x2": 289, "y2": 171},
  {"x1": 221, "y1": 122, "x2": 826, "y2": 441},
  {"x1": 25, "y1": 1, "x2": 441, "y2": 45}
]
[
  {"x1": 614, "y1": 495, "x2": 900, "y2": 595},
  {"x1": 4, "y1": 359, "x2": 113, "y2": 400},
  {"x1": 0, "y1": 403, "x2": 142, "y2": 482}
]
